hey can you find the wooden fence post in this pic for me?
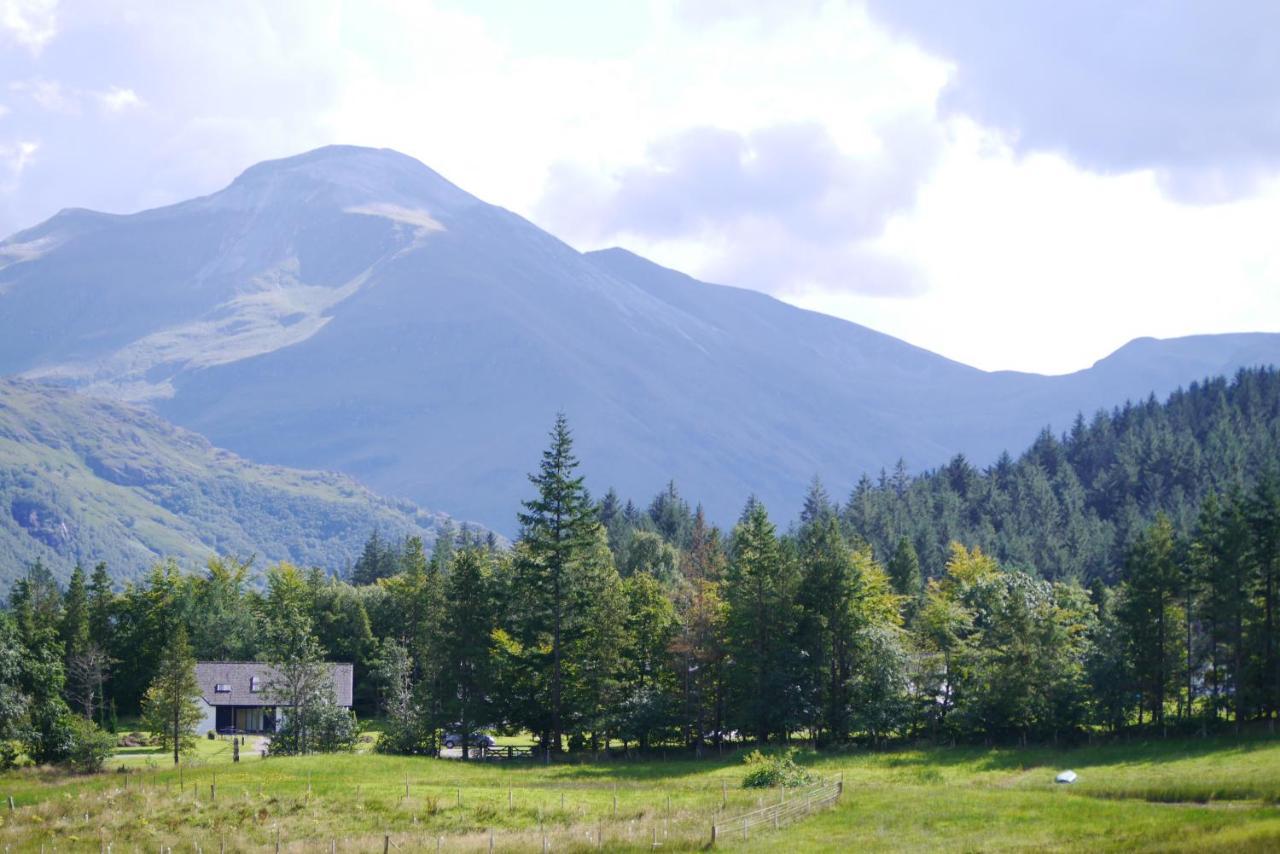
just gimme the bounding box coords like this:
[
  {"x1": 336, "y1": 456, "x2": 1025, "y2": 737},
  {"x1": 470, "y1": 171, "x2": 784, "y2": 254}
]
[{"x1": 382, "y1": 833, "x2": 389, "y2": 854}]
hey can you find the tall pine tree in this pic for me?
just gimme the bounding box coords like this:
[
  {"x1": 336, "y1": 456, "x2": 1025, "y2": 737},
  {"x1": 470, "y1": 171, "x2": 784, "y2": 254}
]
[
  {"x1": 723, "y1": 501, "x2": 798, "y2": 743},
  {"x1": 512, "y1": 413, "x2": 603, "y2": 753}
]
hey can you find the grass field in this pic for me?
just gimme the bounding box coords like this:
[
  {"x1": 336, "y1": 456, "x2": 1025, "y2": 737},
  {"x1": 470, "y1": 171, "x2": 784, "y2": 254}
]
[{"x1": 2, "y1": 735, "x2": 1280, "y2": 851}]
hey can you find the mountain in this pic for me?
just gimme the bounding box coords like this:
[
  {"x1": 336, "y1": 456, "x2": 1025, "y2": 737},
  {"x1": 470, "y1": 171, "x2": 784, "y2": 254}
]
[
  {"x1": 0, "y1": 377, "x2": 458, "y2": 586},
  {"x1": 1, "y1": 145, "x2": 1278, "y2": 531}
]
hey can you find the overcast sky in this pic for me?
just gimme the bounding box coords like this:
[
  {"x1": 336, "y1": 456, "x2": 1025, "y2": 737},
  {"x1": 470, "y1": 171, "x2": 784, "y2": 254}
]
[{"x1": 2, "y1": 0, "x2": 1278, "y2": 374}]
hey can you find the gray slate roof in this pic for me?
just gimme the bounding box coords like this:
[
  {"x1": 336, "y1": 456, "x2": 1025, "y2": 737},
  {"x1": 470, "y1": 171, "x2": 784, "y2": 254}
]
[{"x1": 195, "y1": 661, "x2": 354, "y2": 707}]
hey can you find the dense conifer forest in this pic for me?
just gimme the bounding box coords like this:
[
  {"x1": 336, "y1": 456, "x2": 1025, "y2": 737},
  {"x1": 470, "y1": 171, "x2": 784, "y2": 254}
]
[
  {"x1": 1, "y1": 368, "x2": 1278, "y2": 767},
  {"x1": 841, "y1": 367, "x2": 1280, "y2": 583}
]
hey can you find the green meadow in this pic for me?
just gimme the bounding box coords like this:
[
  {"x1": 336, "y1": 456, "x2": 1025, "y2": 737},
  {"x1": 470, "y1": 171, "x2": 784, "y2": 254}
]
[{"x1": 2, "y1": 735, "x2": 1280, "y2": 851}]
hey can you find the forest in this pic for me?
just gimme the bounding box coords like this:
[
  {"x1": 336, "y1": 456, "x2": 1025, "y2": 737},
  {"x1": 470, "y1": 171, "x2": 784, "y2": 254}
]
[{"x1": 0, "y1": 367, "x2": 1278, "y2": 767}]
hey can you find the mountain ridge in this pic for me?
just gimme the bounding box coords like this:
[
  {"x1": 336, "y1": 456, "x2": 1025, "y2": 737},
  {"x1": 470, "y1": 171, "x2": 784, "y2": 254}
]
[{"x1": 2, "y1": 144, "x2": 1278, "y2": 531}]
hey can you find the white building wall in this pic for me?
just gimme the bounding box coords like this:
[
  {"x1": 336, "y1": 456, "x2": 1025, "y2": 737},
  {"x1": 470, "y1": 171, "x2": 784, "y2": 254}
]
[{"x1": 197, "y1": 701, "x2": 218, "y2": 736}]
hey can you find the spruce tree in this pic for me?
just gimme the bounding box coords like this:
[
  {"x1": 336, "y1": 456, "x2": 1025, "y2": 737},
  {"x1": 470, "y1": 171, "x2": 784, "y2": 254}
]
[
  {"x1": 723, "y1": 500, "x2": 798, "y2": 744},
  {"x1": 1247, "y1": 476, "x2": 1280, "y2": 725},
  {"x1": 887, "y1": 536, "x2": 923, "y2": 603},
  {"x1": 1119, "y1": 515, "x2": 1183, "y2": 731},
  {"x1": 671, "y1": 507, "x2": 727, "y2": 750},
  {"x1": 87, "y1": 562, "x2": 114, "y2": 650},
  {"x1": 512, "y1": 413, "x2": 601, "y2": 753},
  {"x1": 60, "y1": 565, "x2": 89, "y2": 665},
  {"x1": 63, "y1": 568, "x2": 109, "y2": 724},
  {"x1": 440, "y1": 548, "x2": 497, "y2": 759},
  {"x1": 800, "y1": 476, "x2": 834, "y2": 526},
  {"x1": 1195, "y1": 493, "x2": 1255, "y2": 730},
  {"x1": 571, "y1": 532, "x2": 628, "y2": 751},
  {"x1": 795, "y1": 513, "x2": 859, "y2": 743}
]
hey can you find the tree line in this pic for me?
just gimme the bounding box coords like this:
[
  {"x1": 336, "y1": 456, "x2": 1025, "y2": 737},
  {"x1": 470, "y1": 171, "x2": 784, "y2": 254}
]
[
  {"x1": 0, "y1": 369, "x2": 1277, "y2": 766},
  {"x1": 844, "y1": 367, "x2": 1280, "y2": 582}
]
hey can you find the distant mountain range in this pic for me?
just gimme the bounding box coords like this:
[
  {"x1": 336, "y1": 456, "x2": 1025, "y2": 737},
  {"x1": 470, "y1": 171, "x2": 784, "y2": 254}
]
[
  {"x1": 2, "y1": 145, "x2": 1278, "y2": 533},
  {"x1": 0, "y1": 378, "x2": 457, "y2": 586}
]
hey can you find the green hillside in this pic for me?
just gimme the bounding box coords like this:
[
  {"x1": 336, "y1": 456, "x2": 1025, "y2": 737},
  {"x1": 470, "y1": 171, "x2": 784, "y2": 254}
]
[{"x1": 0, "y1": 379, "x2": 460, "y2": 585}]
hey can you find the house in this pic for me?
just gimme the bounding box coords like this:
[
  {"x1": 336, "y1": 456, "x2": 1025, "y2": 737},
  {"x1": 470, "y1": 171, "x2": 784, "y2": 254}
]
[{"x1": 194, "y1": 661, "x2": 354, "y2": 735}]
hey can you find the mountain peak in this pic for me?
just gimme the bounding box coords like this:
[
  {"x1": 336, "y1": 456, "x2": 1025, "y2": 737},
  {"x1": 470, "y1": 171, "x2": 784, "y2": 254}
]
[
  {"x1": 231, "y1": 144, "x2": 419, "y2": 181},
  {"x1": 222, "y1": 144, "x2": 478, "y2": 213}
]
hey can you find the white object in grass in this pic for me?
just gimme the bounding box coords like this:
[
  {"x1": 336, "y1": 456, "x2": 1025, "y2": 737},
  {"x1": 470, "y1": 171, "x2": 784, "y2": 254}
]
[{"x1": 1055, "y1": 770, "x2": 1078, "y2": 784}]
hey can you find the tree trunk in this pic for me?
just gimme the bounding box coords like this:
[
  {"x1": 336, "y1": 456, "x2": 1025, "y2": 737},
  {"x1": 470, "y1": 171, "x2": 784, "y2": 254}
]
[{"x1": 172, "y1": 693, "x2": 179, "y2": 766}]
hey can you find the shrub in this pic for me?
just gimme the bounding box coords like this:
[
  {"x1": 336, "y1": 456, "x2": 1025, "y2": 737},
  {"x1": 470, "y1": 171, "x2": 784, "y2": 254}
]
[
  {"x1": 741, "y1": 748, "x2": 814, "y2": 789},
  {"x1": 0, "y1": 739, "x2": 23, "y2": 770},
  {"x1": 23, "y1": 702, "x2": 77, "y2": 765},
  {"x1": 270, "y1": 702, "x2": 359, "y2": 756},
  {"x1": 66, "y1": 717, "x2": 115, "y2": 773}
]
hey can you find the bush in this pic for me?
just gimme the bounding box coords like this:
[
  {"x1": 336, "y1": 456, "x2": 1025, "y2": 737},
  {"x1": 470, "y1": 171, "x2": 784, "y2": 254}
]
[
  {"x1": 270, "y1": 701, "x2": 359, "y2": 756},
  {"x1": 23, "y1": 701, "x2": 77, "y2": 765},
  {"x1": 66, "y1": 717, "x2": 115, "y2": 773},
  {"x1": 0, "y1": 739, "x2": 23, "y2": 770},
  {"x1": 310, "y1": 704, "x2": 359, "y2": 753},
  {"x1": 207, "y1": 730, "x2": 216, "y2": 740},
  {"x1": 741, "y1": 748, "x2": 814, "y2": 789}
]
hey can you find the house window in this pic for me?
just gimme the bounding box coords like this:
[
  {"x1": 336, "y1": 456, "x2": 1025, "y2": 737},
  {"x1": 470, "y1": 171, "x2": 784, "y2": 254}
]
[
  {"x1": 250, "y1": 676, "x2": 261, "y2": 693},
  {"x1": 214, "y1": 683, "x2": 231, "y2": 693}
]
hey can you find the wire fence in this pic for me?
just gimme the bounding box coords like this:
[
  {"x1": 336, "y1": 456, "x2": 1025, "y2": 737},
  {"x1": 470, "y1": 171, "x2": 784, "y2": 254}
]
[{"x1": 710, "y1": 777, "x2": 843, "y2": 845}]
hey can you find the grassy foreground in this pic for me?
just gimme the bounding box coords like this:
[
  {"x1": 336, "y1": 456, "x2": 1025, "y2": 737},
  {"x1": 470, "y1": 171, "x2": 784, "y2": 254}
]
[{"x1": 2, "y1": 736, "x2": 1280, "y2": 851}]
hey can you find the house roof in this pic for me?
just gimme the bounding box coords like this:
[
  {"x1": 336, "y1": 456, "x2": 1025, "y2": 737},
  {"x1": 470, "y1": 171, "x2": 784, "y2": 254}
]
[{"x1": 194, "y1": 661, "x2": 354, "y2": 707}]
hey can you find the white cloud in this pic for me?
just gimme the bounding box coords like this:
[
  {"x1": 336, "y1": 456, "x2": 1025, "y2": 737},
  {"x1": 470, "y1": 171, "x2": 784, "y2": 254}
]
[
  {"x1": 0, "y1": 0, "x2": 57, "y2": 54},
  {"x1": 11, "y1": 80, "x2": 145, "y2": 116},
  {"x1": 0, "y1": 139, "x2": 38, "y2": 189},
  {"x1": 538, "y1": 118, "x2": 940, "y2": 298},
  {"x1": 98, "y1": 86, "x2": 142, "y2": 113},
  {"x1": 785, "y1": 119, "x2": 1280, "y2": 373}
]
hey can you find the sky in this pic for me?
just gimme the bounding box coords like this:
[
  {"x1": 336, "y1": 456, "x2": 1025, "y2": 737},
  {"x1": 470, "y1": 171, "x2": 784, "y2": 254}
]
[{"x1": 1, "y1": 0, "x2": 1278, "y2": 375}]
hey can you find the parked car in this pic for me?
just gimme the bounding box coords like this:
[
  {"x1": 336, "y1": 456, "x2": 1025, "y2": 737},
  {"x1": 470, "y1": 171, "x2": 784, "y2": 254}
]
[{"x1": 442, "y1": 732, "x2": 496, "y2": 749}]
